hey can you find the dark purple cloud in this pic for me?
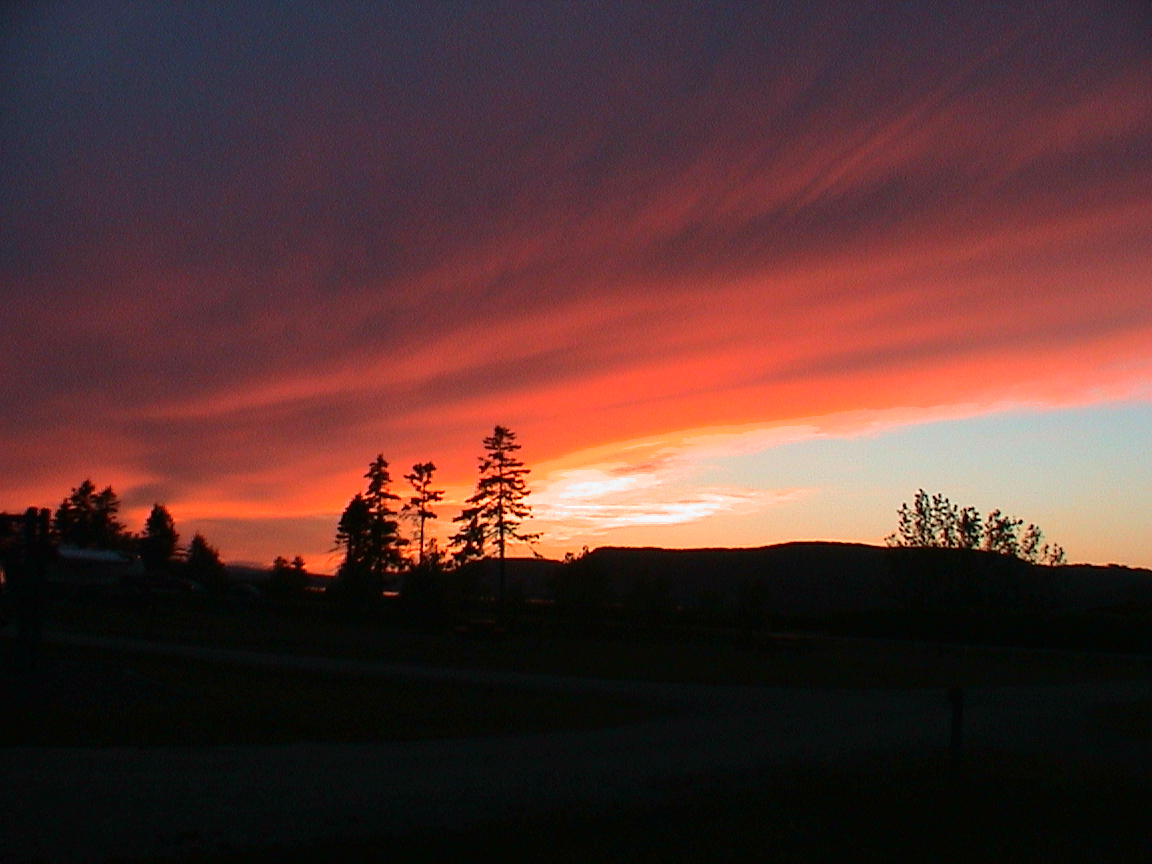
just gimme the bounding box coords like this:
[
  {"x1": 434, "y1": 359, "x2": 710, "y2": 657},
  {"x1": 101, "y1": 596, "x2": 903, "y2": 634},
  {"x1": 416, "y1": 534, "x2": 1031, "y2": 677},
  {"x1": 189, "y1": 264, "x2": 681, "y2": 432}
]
[{"x1": 1, "y1": 1, "x2": 1149, "y2": 562}]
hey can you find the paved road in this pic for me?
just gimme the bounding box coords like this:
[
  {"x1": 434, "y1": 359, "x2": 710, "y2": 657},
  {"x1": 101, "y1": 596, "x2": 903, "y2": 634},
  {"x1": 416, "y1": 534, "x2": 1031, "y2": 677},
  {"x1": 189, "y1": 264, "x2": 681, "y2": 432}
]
[{"x1": 3, "y1": 633, "x2": 1152, "y2": 863}]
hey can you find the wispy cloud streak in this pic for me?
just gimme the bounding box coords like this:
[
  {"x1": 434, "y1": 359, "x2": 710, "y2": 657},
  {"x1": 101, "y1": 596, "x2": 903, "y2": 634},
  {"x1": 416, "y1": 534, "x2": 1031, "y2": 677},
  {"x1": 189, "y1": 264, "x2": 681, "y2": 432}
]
[{"x1": 1, "y1": 2, "x2": 1149, "y2": 562}]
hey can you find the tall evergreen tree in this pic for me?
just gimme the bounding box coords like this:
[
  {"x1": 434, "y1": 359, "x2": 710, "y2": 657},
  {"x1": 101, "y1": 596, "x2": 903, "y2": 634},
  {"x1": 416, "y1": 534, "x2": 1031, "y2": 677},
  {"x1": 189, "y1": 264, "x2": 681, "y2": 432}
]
[
  {"x1": 452, "y1": 426, "x2": 539, "y2": 600},
  {"x1": 335, "y1": 493, "x2": 373, "y2": 579},
  {"x1": 402, "y1": 462, "x2": 443, "y2": 567},
  {"x1": 363, "y1": 455, "x2": 406, "y2": 575},
  {"x1": 186, "y1": 532, "x2": 228, "y2": 593},
  {"x1": 140, "y1": 503, "x2": 179, "y2": 571},
  {"x1": 54, "y1": 479, "x2": 127, "y2": 548},
  {"x1": 334, "y1": 456, "x2": 408, "y2": 602}
]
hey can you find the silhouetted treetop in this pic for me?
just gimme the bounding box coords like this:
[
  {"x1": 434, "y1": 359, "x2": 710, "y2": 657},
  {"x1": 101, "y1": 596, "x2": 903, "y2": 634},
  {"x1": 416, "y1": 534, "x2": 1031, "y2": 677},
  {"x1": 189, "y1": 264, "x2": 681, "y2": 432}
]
[
  {"x1": 449, "y1": 508, "x2": 486, "y2": 568},
  {"x1": 335, "y1": 493, "x2": 373, "y2": 577},
  {"x1": 402, "y1": 462, "x2": 443, "y2": 568},
  {"x1": 452, "y1": 425, "x2": 540, "y2": 599},
  {"x1": 186, "y1": 532, "x2": 228, "y2": 593},
  {"x1": 140, "y1": 503, "x2": 179, "y2": 571},
  {"x1": 271, "y1": 553, "x2": 308, "y2": 598},
  {"x1": 333, "y1": 456, "x2": 408, "y2": 605},
  {"x1": 887, "y1": 489, "x2": 1065, "y2": 565},
  {"x1": 54, "y1": 479, "x2": 127, "y2": 549}
]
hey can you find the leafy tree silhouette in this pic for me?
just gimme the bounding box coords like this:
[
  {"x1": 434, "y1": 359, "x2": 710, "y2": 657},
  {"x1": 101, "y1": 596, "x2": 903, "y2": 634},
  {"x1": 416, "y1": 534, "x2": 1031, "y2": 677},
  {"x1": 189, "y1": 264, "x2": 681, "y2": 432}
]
[
  {"x1": 452, "y1": 426, "x2": 540, "y2": 602},
  {"x1": 53, "y1": 480, "x2": 127, "y2": 549},
  {"x1": 186, "y1": 532, "x2": 228, "y2": 593},
  {"x1": 402, "y1": 462, "x2": 444, "y2": 567},
  {"x1": 957, "y1": 506, "x2": 983, "y2": 550},
  {"x1": 982, "y1": 509, "x2": 1023, "y2": 556},
  {"x1": 139, "y1": 503, "x2": 179, "y2": 571},
  {"x1": 887, "y1": 490, "x2": 1064, "y2": 564},
  {"x1": 1017, "y1": 522, "x2": 1065, "y2": 565}
]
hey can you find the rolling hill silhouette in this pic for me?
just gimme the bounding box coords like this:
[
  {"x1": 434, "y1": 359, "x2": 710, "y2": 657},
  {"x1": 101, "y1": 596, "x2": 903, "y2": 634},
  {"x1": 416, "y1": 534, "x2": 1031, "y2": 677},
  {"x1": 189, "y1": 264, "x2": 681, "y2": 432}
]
[{"x1": 523, "y1": 543, "x2": 1152, "y2": 615}]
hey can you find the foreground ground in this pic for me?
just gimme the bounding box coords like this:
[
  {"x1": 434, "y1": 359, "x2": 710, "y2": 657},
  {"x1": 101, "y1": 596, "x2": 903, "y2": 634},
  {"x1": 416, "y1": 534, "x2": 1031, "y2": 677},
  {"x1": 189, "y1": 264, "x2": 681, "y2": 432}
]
[
  {"x1": 0, "y1": 640, "x2": 667, "y2": 747},
  {"x1": 3, "y1": 622, "x2": 1152, "y2": 862},
  {"x1": 172, "y1": 751, "x2": 1152, "y2": 864}
]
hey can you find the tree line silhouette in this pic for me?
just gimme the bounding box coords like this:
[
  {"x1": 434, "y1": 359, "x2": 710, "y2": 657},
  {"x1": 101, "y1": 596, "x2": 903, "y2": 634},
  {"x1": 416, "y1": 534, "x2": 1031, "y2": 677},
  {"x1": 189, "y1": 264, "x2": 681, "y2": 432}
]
[
  {"x1": 48, "y1": 480, "x2": 230, "y2": 591},
  {"x1": 16, "y1": 448, "x2": 1074, "y2": 626},
  {"x1": 16, "y1": 424, "x2": 539, "y2": 612},
  {"x1": 332, "y1": 425, "x2": 538, "y2": 613}
]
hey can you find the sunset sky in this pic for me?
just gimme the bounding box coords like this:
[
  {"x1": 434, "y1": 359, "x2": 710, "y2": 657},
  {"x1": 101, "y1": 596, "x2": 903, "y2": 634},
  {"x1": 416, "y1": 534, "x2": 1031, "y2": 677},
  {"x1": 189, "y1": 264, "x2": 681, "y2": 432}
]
[{"x1": 2, "y1": 2, "x2": 1149, "y2": 570}]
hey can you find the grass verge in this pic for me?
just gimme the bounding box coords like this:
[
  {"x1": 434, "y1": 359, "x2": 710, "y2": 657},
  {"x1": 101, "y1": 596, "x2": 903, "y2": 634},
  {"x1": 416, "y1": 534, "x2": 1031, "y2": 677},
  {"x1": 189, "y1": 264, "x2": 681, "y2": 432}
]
[
  {"x1": 0, "y1": 643, "x2": 665, "y2": 747},
  {"x1": 41, "y1": 593, "x2": 1152, "y2": 688}
]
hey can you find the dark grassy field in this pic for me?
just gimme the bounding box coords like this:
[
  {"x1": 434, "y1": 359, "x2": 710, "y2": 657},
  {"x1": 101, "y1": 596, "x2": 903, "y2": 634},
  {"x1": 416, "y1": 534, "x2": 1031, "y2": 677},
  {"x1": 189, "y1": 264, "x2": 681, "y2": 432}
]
[
  {"x1": 820, "y1": 605, "x2": 1152, "y2": 655},
  {"x1": 11, "y1": 591, "x2": 1152, "y2": 862},
  {"x1": 0, "y1": 642, "x2": 665, "y2": 747},
  {"x1": 139, "y1": 750, "x2": 1152, "y2": 863},
  {"x1": 39, "y1": 591, "x2": 1152, "y2": 689}
]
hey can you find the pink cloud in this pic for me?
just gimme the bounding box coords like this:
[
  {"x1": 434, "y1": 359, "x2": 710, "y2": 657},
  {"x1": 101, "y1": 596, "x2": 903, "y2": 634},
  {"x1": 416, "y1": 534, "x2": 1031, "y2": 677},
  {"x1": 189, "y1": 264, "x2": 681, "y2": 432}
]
[{"x1": 2, "y1": 2, "x2": 1149, "y2": 562}]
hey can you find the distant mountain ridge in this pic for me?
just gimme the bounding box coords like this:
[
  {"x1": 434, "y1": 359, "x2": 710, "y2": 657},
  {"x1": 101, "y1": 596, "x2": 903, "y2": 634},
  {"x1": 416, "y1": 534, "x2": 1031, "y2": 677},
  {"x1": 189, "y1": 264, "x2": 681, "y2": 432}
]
[{"x1": 557, "y1": 543, "x2": 1152, "y2": 615}]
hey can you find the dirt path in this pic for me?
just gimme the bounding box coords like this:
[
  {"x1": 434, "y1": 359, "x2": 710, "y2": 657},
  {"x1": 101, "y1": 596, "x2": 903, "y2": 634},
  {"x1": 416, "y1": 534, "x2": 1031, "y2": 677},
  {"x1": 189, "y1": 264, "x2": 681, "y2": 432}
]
[{"x1": 3, "y1": 633, "x2": 1151, "y2": 863}]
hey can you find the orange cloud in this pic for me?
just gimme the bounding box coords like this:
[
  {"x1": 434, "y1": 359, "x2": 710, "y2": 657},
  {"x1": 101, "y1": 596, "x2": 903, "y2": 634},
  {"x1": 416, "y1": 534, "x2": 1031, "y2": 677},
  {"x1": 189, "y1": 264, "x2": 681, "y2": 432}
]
[{"x1": 2, "y1": 3, "x2": 1149, "y2": 565}]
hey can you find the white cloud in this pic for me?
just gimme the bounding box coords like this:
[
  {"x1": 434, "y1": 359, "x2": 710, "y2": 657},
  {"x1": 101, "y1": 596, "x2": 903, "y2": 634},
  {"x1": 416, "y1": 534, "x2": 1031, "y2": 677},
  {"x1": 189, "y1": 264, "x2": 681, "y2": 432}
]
[
  {"x1": 531, "y1": 462, "x2": 805, "y2": 539},
  {"x1": 526, "y1": 402, "x2": 1026, "y2": 541},
  {"x1": 533, "y1": 482, "x2": 804, "y2": 539}
]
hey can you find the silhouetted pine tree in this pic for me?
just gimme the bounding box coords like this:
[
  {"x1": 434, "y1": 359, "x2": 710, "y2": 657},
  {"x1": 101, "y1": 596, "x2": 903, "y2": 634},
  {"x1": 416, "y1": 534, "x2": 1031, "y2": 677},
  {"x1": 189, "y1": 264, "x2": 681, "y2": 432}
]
[
  {"x1": 448, "y1": 508, "x2": 486, "y2": 568},
  {"x1": 54, "y1": 480, "x2": 128, "y2": 549},
  {"x1": 140, "y1": 504, "x2": 179, "y2": 571},
  {"x1": 363, "y1": 455, "x2": 406, "y2": 573},
  {"x1": 335, "y1": 493, "x2": 372, "y2": 576},
  {"x1": 452, "y1": 426, "x2": 540, "y2": 602},
  {"x1": 402, "y1": 462, "x2": 444, "y2": 568},
  {"x1": 186, "y1": 532, "x2": 228, "y2": 593},
  {"x1": 334, "y1": 456, "x2": 408, "y2": 604}
]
